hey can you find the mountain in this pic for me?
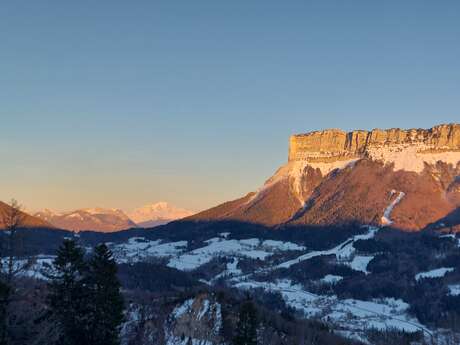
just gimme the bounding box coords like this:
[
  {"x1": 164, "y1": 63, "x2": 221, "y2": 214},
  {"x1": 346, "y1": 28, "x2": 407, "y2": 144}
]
[
  {"x1": 34, "y1": 207, "x2": 137, "y2": 232},
  {"x1": 128, "y1": 202, "x2": 195, "y2": 228},
  {"x1": 189, "y1": 123, "x2": 460, "y2": 231},
  {"x1": 0, "y1": 201, "x2": 54, "y2": 229},
  {"x1": 33, "y1": 202, "x2": 194, "y2": 232}
]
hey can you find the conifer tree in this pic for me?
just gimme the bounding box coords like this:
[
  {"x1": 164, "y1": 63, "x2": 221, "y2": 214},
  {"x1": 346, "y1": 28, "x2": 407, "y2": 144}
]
[
  {"x1": 0, "y1": 280, "x2": 10, "y2": 345},
  {"x1": 47, "y1": 240, "x2": 90, "y2": 345},
  {"x1": 233, "y1": 299, "x2": 258, "y2": 345},
  {"x1": 86, "y1": 243, "x2": 124, "y2": 345}
]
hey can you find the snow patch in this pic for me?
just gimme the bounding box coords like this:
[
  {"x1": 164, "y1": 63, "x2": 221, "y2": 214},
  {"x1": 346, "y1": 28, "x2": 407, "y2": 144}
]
[
  {"x1": 171, "y1": 298, "x2": 194, "y2": 319},
  {"x1": 415, "y1": 267, "x2": 454, "y2": 281},
  {"x1": 320, "y1": 275, "x2": 343, "y2": 284},
  {"x1": 168, "y1": 237, "x2": 303, "y2": 271},
  {"x1": 111, "y1": 237, "x2": 188, "y2": 264},
  {"x1": 381, "y1": 190, "x2": 405, "y2": 226},
  {"x1": 346, "y1": 255, "x2": 374, "y2": 274},
  {"x1": 440, "y1": 233, "x2": 456, "y2": 239},
  {"x1": 448, "y1": 284, "x2": 460, "y2": 296},
  {"x1": 197, "y1": 299, "x2": 209, "y2": 320},
  {"x1": 213, "y1": 258, "x2": 242, "y2": 281},
  {"x1": 367, "y1": 144, "x2": 460, "y2": 173},
  {"x1": 277, "y1": 226, "x2": 378, "y2": 269},
  {"x1": 261, "y1": 240, "x2": 305, "y2": 251}
]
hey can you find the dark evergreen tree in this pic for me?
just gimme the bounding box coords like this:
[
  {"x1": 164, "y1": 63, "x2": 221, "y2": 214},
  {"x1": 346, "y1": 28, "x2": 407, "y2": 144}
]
[
  {"x1": 47, "y1": 240, "x2": 90, "y2": 345},
  {"x1": 233, "y1": 299, "x2": 258, "y2": 345},
  {"x1": 86, "y1": 243, "x2": 124, "y2": 345},
  {"x1": 0, "y1": 279, "x2": 10, "y2": 345}
]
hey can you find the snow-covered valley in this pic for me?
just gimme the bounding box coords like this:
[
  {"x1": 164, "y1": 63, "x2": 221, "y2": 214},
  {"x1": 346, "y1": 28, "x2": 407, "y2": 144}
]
[
  {"x1": 98, "y1": 225, "x2": 460, "y2": 343},
  {"x1": 3, "y1": 220, "x2": 460, "y2": 344}
]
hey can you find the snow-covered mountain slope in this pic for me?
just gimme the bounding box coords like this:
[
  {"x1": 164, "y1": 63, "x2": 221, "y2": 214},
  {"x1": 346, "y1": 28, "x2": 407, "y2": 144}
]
[
  {"x1": 128, "y1": 202, "x2": 195, "y2": 228},
  {"x1": 34, "y1": 207, "x2": 137, "y2": 232},
  {"x1": 191, "y1": 124, "x2": 460, "y2": 231}
]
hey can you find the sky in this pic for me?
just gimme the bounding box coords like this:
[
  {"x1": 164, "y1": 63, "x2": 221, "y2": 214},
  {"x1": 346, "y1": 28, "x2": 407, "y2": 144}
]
[{"x1": 1, "y1": 1, "x2": 459, "y2": 213}]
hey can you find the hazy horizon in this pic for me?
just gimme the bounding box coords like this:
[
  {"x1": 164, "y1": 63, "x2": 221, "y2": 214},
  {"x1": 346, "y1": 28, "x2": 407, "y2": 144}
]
[
  {"x1": 1, "y1": 1, "x2": 459, "y2": 212},
  {"x1": 22, "y1": 200, "x2": 196, "y2": 216}
]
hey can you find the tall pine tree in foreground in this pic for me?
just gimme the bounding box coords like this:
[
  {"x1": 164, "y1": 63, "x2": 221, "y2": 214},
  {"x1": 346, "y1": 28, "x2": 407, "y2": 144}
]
[
  {"x1": 86, "y1": 243, "x2": 124, "y2": 345},
  {"x1": 233, "y1": 299, "x2": 258, "y2": 345},
  {"x1": 47, "y1": 240, "x2": 124, "y2": 345},
  {"x1": 47, "y1": 240, "x2": 90, "y2": 345}
]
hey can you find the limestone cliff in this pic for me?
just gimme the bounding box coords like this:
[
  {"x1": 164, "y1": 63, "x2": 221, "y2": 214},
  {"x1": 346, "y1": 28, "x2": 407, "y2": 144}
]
[{"x1": 289, "y1": 123, "x2": 460, "y2": 162}]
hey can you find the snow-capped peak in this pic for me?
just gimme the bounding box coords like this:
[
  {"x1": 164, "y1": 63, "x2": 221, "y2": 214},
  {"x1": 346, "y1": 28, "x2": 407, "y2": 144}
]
[{"x1": 128, "y1": 202, "x2": 195, "y2": 226}]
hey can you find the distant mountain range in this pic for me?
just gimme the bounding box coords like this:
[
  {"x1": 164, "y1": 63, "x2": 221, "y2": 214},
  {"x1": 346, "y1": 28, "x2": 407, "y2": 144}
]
[
  {"x1": 34, "y1": 208, "x2": 137, "y2": 232},
  {"x1": 33, "y1": 202, "x2": 195, "y2": 232}
]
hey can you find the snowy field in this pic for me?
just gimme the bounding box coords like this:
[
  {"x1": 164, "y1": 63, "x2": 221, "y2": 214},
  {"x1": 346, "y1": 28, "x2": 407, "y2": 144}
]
[
  {"x1": 1, "y1": 254, "x2": 56, "y2": 280},
  {"x1": 276, "y1": 226, "x2": 378, "y2": 269},
  {"x1": 167, "y1": 236, "x2": 305, "y2": 271},
  {"x1": 234, "y1": 279, "x2": 429, "y2": 336},
  {"x1": 110, "y1": 237, "x2": 188, "y2": 264},
  {"x1": 415, "y1": 267, "x2": 454, "y2": 281}
]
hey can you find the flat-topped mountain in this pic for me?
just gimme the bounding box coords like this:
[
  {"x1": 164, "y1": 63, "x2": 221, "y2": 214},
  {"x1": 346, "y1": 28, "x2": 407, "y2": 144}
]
[
  {"x1": 289, "y1": 123, "x2": 460, "y2": 163},
  {"x1": 189, "y1": 124, "x2": 460, "y2": 231}
]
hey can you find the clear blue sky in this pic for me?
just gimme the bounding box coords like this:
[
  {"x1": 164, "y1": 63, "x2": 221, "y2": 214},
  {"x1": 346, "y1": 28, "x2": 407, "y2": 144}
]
[{"x1": 1, "y1": 1, "x2": 459, "y2": 212}]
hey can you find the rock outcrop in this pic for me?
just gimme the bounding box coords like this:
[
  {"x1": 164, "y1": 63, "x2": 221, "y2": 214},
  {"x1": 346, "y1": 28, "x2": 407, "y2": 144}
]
[{"x1": 165, "y1": 294, "x2": 223, "y2": 345}]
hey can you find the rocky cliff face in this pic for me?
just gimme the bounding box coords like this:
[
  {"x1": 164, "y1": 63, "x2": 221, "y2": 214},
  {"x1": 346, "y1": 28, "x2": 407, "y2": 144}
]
[
  {"x1": 191, "y1": 124, "x2": 460, "y2": 231},
  {"x1": 289, "y1": 123, "x2": 460, "y2": 162},
  {"x1": 121, "y1": 293, "x2": 223, "y2": 345}
]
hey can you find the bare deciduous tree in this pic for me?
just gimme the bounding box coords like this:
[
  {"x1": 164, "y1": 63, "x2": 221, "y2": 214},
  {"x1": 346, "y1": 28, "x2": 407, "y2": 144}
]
[
  {"x1": 0, "y1": 199, "x2": 35, "y2": 345},
  {"x1": 0, "y1": 199, "x2": 27, "y2": 283}
]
